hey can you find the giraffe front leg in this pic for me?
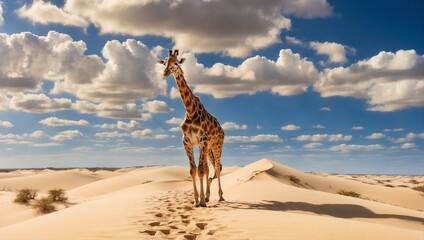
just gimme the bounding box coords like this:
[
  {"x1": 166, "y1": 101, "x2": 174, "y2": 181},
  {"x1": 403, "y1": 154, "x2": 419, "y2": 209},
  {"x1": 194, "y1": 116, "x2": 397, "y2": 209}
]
[
  {"x1": 197, "y1": 133, "x2": 209, "y2": 207},
  {"x1": 183, "y1": 136, "x2": 198, "y2": 206}
]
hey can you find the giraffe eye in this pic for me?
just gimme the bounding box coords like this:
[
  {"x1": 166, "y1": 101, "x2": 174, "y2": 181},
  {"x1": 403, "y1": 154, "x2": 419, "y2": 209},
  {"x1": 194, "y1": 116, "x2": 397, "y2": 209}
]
[{"x1": 174, "y1": 62, "x2": 179, "y2": 66}]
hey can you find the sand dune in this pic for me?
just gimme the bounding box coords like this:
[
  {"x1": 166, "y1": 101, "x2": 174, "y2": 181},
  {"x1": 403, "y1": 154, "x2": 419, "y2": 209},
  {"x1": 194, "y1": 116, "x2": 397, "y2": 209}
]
[
  {"x1": 0, "y1": 170, "x2": 102, "y2": 192},
  {"x1": 0, "y1": 159, "x2": 422, "y2": 240}
]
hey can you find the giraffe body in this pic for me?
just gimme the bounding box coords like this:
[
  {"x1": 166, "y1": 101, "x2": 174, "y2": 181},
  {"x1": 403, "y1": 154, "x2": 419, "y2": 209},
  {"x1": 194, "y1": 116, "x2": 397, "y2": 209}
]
[{"x1": 158, "y1": 50, "x2": 225, "y2": 207}]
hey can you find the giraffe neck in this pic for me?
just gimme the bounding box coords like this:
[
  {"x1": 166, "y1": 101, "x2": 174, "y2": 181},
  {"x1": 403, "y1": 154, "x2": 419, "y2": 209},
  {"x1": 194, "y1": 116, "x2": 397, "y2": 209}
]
[{"x1": 173, "y1": 67, "x2": 199, "y2": 117}]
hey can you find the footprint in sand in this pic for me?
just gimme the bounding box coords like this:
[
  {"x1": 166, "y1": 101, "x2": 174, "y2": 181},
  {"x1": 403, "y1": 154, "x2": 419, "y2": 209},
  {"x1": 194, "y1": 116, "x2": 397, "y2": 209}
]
[
  {"x1": 195, "y1": 222, "x2": 208, "y2": 230},
  {"x1": 140, "y1": 230, "x2": 156, "y2": 236},
  {"x1": 182, "y1": 234, "x2": 197, "y2": 240},
  {"x1": 158, "y1": 228, "x2": 171, "y2": 235},
  {"x1": 148, "y1": 221, "x2": 160, "y2": 227},
  {"x1": 139, "y1": 190, "x2": 227, "y2": 238}
]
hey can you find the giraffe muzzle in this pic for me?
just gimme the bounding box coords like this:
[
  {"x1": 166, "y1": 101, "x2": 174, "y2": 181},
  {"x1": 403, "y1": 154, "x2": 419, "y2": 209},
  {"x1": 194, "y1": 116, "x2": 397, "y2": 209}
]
[{"x1": 164, "y1": 69, "x2": 171, "y2": 77}]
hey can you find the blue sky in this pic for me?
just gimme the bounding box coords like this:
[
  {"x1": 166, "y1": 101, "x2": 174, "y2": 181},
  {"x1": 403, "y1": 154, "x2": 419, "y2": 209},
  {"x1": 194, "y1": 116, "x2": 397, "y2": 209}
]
[{"x1": 0, "y1": 0, "x2": 423, "y2": 174}]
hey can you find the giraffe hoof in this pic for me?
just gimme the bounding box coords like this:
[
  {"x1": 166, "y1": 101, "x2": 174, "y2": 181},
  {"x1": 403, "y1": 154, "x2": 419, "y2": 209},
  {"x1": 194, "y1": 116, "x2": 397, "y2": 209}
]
[
  {"x1": 197, "y1": 202, "x2": 207, "y2": 208},
  {"x1": 219, "y1": 197, "x2": 225, "y2": 202}
]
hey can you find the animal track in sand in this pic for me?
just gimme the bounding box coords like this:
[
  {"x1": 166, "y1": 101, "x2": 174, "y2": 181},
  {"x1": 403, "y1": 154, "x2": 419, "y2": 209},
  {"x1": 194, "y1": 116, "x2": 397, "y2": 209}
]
[{"x1": 139, "y1": 190, "x2": 227, "y2": 239}]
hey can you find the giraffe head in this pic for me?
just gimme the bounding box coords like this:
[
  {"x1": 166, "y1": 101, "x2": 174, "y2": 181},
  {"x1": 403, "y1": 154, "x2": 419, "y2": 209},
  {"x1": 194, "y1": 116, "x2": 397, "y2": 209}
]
[{"x1": 158, "y1": 49, "x2": 186, "y2": 77}]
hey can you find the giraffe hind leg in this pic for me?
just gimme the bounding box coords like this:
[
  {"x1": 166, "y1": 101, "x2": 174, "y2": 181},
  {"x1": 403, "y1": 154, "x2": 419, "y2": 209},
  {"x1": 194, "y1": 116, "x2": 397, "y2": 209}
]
[
  {"x1": 213, "y1": 147, "x2": 225, "y2": 202},
  {"x1": 206, "y1": 149, "x2": 216, "y2": 202}
]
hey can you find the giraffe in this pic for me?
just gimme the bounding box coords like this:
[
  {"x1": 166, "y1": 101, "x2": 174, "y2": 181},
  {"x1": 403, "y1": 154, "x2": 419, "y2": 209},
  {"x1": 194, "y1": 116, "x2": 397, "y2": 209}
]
[{"x1": 158, "y1": 50, "x2": 225, "y2": 207}]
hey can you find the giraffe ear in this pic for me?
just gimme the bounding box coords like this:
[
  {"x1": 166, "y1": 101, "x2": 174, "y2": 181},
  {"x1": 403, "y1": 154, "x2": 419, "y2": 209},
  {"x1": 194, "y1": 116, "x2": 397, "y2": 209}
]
[
  {"x1": 179, "y1": 58, "x2": 186, "y2": 64},
  {"x1": 157, "y1": 60, "x2": 165, "y2": 64}
]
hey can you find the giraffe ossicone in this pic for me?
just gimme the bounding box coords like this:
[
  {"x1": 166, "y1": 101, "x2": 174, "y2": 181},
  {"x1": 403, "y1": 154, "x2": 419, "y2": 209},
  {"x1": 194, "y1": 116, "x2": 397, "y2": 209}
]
[{"x1": 158, "y1": 49, "x2": 225, "y2": 207}]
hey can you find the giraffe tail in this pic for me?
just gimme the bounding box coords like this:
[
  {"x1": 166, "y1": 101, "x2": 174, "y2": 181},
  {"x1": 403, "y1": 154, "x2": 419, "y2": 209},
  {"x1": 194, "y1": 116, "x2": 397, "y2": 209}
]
[{"x1": 208, "y1": 163, "x2": 222, "y2": 183}]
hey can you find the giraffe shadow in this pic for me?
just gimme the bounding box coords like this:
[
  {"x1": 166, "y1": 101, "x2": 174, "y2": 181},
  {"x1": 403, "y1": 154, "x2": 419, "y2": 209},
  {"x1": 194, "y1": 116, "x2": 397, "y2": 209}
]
[{"x1": 223, "y1": 200, "x2": 424, "y2": 225}]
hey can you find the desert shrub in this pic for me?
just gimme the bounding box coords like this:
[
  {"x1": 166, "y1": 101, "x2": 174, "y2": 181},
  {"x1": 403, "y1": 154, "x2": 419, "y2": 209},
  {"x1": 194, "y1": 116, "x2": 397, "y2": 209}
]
[
  {"x1": 33, "y1": 197, "x2": 56, "y2": 214},
  {"x1": 289, "y1": 175, "x2": 300, "y2": 184},
  {"x1": 385, "y1": 184, "x2": 394, "y2": 188},
  {"x1": 409, "y1": 179, "x2": 419, "y2": 184},
  {"x1": 412, "y1": 185, "x2": 424, "y2": 193},
  {"x1": 337, "y1": 190, "x2": 361, "y2": 198},
  {"x1": 48, "y1": 188, "x2": 68, "y2": 202},
  {"x1": 14, "y1": 188, "x2": 38, "y2": 205}
]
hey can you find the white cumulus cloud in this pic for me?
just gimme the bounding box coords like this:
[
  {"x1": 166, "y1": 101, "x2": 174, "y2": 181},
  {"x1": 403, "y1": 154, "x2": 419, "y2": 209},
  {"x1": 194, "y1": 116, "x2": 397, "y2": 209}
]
[
  {"x1": 183, "y1": 49, "x2": 319, "y2": 98},
  {"x1": 365, "y1": 133, "x2": 386, "y2": 139},
  {"x1": 142, "y1": 100, "x2": 173, "y2": 113},
  {"x1": 280, "y1": 124, "x2": 301, "y2": 131},
  {"x1": 0, "y1": 31, "x2": 166, "y2": 117},
  {"x1": 0, "y1": 120, "x2": 13, "y2": 128},
  {"x1": 309, "y1": 41, "x2": 355, "y2": 64},
  {"x1": 131, "y1": 129, "x2": 153, "y2": 138},
  {"x1": 293, "y1": 134, "x2": 352, "y2": 142},
  {"x1": 222, "y1": 122, "x2": 248, "y2": 131},
  {"x1": 400, "y1": 142, "x2": 417, "y2": 149},
  {"x1": 392, "y1": 132, "x2": 424, "y2": 143},
  {"x1": 225, "y1": 134, "x2": 283, "y2": 143},
  {"x1": 50, "y1": 130, "x2": 82, "y2": 141},
  {"x1": 303, "y1": 142, "x2": 323, "y2": 149},
  {"x1": 169, "y1": 87, "x2": 180, "y2": 99},
  {"x1": 383, "y1": 128, "x2": 404, "y2": 132},
  {"x1": 95, "y1": 131, "x2": 129, "y2": 138},
  {"x1": 34, "y1": 0, "x2": 329, "y2": 57},
  {"x1": 315, "y1": 50, "x2": 424, "y2": 111},
  {"x1": 330, "y1": 144, "x2": 384, "y2": 152},
  {"x1": 285, "y1": 36, "x2": 305, "y2": 46},
  {"x1": 9, "y1": 93, "x2": 72, "y2": 113},
  {"x1": 166, "y1": 117, "x2": 183, "y2": 125},
  {"x1": 94, "y1": 120, "x2": 140, "y2": 131},
  {"x1": 0, "y1": 1, "x2": 4, "y2": 25},
  {"x1": 0, "y1": 31, "x2": 103, "y2": 93},
  {"x1": 52, "y1": 39, "x2": 166, "y2": 104},
  {"x1": 73, "y1": 101, "x2": 152, "y2": 120},
  {"x1": 169, "y1": 127, "x2": 181, "y2": 132},
  {"x1": 17, "y1": 0, "x2": 89, "y2": 28},
  {"x1": 20, "y1": 1, "x2": 334, "y2": 57},
  {"x1": 39, "y1": 117, "x2": 89, "y2": 126}
]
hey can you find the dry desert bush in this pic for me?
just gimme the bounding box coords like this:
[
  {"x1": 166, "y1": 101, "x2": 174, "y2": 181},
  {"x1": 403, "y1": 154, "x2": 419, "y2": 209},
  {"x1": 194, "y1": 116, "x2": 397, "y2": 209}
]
[
  {"x1": 48, "y1": 188, "x2": 68, "y2": 202},
  {"x1": 337, "y1": 190, "x2": 361, "y2": 198},
  {"x1": 14, "y1": 188, "x2": 38, "y2": 205},
  {"x1": 13, "y1": 187, "x2": 68, "y2": 214},
  {"x1": 33, "y1": 197, "x2": 56, "y2": 214},
  {"x1": 412, "y1": 185, "x2": 424, "y2": 193}
]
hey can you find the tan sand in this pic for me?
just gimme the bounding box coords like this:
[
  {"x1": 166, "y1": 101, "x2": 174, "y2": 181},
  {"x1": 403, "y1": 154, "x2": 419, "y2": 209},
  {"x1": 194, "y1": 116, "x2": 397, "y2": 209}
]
[{"x1": 0, "y1": 158, "x2": 422, "y2": 240}]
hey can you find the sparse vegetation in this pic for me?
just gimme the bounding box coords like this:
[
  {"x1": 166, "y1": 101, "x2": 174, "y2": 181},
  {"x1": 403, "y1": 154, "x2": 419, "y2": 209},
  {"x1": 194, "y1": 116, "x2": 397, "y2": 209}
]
[
  {"x1": 14, "y1": 188, "x2": 38, "y2": 205},
  {"x1": 13, "y1": 187, "x2": 69, "y2": 215},
  {"x1": 33, "y1": 197, "x2": 56, "y2": 214},
  {"x1": 409, "y1": 179, "x2": 419, "y2": 184},
  {"x1": 289, "y1": 175, "x2": 300, "y2": 184},
  {"x1": 48, "y1": 188, "x2": 68, "y2": 202},
  {"x1": 412, "y1": 185, "x2": 424, "y2": 193},
  {"x1": 337, "y1": 190, "x2": 361, "y2": 198}
]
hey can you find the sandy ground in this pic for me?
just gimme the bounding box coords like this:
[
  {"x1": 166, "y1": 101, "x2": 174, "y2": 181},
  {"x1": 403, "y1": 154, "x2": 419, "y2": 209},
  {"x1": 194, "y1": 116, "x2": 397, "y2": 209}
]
[{"x1": 0, "y1": 158, "x2": 423, "y2": 240}]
